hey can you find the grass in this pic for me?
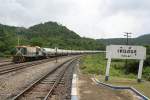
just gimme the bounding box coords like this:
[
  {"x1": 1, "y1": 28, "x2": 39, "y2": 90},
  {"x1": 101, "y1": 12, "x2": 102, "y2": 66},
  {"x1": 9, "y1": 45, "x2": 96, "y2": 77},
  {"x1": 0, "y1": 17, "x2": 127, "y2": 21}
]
[
  {"x1": 80, "y1": 54, "x2": 150, "y2": 98},
  {"x1": 80, "y1": 53, "x2": 106, "y2": 75},
  {"x1": 80, "y1": 53, "x2": 136, "y2": 78}
]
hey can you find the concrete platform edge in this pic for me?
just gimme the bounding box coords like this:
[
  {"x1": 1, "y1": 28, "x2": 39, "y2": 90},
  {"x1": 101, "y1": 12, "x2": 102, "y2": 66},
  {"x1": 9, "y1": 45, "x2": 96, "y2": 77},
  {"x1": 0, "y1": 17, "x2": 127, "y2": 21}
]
[{"x1": 92, "y1": 75, "x2": 149, "y2": 100}]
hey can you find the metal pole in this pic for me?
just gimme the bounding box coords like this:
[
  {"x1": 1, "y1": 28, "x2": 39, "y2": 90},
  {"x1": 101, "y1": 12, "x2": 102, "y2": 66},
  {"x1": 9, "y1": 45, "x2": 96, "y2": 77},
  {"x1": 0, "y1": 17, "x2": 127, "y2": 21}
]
[
  {"x1": 17, "y1": 35, "x2": 20, "y2": 46},
  {"x1": 137, "y1": 59, "x2": 144, "y2": 82},
  {"x1": 105, "y1": 58, "x2": 111, "y2": 81}
]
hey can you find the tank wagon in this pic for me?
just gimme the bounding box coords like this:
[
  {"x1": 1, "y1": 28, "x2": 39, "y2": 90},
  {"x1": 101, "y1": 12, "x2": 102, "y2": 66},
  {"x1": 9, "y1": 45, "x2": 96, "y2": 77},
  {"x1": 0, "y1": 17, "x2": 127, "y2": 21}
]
[
  {"x1": 42, "y1": 48, "x2": 56, "y2": 57},
  {"x1": 13, "y1": 45, "x2": 101, "y2": 63}
]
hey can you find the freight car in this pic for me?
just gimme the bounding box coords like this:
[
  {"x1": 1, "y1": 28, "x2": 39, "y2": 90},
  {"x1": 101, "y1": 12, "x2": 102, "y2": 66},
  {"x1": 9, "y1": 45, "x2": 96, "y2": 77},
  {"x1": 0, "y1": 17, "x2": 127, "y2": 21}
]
[
  {"x1": 42, "y1": 48, "x2": 56, "y2": 57},
  {"x1": 42, "y1": 48, "x2": 71, "y2": 57}
]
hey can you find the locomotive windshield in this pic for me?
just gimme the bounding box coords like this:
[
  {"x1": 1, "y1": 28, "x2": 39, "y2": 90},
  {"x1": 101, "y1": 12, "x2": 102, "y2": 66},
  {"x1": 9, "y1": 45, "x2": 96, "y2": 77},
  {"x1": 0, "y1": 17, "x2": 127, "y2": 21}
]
[{"x1": 16, "y1": 47, "x2": 27, "y2": 55}]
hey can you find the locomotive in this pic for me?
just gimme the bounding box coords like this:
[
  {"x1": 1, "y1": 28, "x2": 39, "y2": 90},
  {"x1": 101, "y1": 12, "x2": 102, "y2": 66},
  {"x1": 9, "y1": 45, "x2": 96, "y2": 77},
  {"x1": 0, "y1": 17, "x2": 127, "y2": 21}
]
[
  {"x1": 13, "y1": 46, "x2": 45, "y2": 63},
  {"x1": 13, "y1": 45, "x2": 100, "y2": 63}
]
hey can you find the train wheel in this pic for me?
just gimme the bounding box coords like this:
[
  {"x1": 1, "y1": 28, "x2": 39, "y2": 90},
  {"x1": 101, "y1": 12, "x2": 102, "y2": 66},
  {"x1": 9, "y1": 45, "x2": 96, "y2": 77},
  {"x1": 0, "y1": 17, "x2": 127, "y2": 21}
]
[
  {"x1": 21, "y1": 56, "x2": 25, "y2": 62},
  {"x1": 17, "y1": 56, "x2": 25, "y2": 63}
]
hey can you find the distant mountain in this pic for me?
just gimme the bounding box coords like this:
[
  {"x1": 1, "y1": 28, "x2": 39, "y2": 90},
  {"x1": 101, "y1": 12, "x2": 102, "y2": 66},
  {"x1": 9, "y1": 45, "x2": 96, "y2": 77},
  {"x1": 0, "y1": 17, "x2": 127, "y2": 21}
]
[{"x1": 97, "y1": 34, "x2": 150, "y2": 45}]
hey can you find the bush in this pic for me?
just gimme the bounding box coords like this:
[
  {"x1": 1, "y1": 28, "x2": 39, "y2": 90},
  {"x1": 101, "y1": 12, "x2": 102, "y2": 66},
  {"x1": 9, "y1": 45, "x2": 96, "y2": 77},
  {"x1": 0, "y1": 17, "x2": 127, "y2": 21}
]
[
  {"x1": 122, "y1": 56, "x2": 150, "y2": 81},
  {"x1": 124, "y1": 60, "x2": 139, "y2": 74},
  {"x1": 0, "y1": 52, "x2": 4, "y2": 57},
  {"x1": 144, "y1": 56, "x2": 150, "y2": 66},
  {"x1": 143, "y1": 67, "x2": 150, "y2": 81}
]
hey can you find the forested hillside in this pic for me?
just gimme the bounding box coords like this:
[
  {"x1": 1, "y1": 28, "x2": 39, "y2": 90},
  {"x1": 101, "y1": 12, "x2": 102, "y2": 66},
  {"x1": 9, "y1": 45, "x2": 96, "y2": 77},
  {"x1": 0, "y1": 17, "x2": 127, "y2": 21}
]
[
  {"x1": 0, "y1": 22, "x2": 104, "y2": 57},
  {"x1": 0, "y1": 24, "x2": 18, "y2": 56}
]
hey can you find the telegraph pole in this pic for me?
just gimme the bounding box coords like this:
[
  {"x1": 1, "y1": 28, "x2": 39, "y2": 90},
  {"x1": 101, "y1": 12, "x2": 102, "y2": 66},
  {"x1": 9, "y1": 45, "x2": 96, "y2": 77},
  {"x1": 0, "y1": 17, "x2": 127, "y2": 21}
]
[{"x1": 124, "y1": 32, "x2": 132, "y2": 69}]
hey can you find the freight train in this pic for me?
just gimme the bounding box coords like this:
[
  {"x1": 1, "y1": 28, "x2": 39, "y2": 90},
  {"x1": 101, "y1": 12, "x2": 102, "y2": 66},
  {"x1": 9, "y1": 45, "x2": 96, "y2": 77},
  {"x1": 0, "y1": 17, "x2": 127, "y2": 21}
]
[{"x1": 13, "y1": 45, "x2": 100, "y2": 63}]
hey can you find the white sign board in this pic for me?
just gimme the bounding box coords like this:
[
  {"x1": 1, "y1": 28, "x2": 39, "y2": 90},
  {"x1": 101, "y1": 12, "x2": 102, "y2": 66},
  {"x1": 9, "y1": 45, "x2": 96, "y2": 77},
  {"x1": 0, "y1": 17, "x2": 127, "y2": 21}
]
[
  {"x1": 105, "y1": 45, "x2": 146, "y2": 82},
  {"x1": 106, "y1": 45, "x2": 146, "y2": 60}
]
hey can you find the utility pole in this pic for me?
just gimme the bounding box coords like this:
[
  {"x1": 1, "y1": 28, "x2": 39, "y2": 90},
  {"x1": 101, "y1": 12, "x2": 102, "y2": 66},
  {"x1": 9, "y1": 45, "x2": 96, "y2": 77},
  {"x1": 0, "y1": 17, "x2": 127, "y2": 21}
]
[
  {"x1": 17, "y1": 35, "x2": 20, "y2": 46},
  {"x1": 124, "y1": 32, "x2": 132, "y2": 69},
  {"x1": 124, "y1": 32, "x2": 132, "y2": 45}
]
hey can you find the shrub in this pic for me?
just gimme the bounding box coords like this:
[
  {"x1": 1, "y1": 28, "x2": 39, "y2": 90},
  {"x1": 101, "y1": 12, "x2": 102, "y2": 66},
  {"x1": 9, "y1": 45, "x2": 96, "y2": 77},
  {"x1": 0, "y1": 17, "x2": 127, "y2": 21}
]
[
  {"x1": 124, "y1": 60, "x2": 139, "y2": 74},
  {"x1": 143, "y1": 67, "x2": 150, "y2": 81}
]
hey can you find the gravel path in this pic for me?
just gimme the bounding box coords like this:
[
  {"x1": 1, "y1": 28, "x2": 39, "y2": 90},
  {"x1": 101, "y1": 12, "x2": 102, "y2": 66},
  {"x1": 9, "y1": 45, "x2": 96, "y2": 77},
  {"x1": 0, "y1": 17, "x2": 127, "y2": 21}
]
[
  {"x1": 0, "y1": 56, "x2": 76, "y2": 100},
  {"x1": 0, "y1": 58, "x2": 11, "y2": 63}
]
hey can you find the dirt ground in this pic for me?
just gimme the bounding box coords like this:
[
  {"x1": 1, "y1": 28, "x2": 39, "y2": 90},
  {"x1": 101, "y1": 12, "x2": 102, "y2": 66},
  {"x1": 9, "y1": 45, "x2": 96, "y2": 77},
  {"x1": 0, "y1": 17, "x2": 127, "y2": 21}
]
[{"x1": 78, "y1": 73, "x2": 138, "y2": 100}]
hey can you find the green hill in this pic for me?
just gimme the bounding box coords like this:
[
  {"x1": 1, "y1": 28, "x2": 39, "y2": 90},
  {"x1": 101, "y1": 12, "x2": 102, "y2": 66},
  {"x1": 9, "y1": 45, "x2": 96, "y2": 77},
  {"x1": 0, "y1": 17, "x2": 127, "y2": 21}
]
[
  {"x1": 28, "y1": 22, "x2": 81, "y2": 39},
  {"x1": 135, "y1": 34, "x2": 150, "y2": 45},
  {"x1": 97, "y1": 34, "x2": 150, "y2": 45},
  {"x1": 20, "y1": 22, "x2": 104, "y2": 50},
  {"x1": 0, "y1": 22, "x2": 104, "y2": 57}
]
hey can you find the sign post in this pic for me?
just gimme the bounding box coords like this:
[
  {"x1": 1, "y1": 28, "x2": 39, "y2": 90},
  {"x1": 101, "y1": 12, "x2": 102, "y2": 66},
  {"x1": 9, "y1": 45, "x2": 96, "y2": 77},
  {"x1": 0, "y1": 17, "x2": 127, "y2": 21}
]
[
  {"x1": 55, "y1": 47, "x2": 58, "y2": 63},
  {"x1": 105, "y1": 58, "x2": 111, "y2": 81},
  {"x1": 105, "y1": 45, "x2": 146, "y2": 82},
  {"x1": 137, "y1": 59, "x2": 144, "y2": 82}
]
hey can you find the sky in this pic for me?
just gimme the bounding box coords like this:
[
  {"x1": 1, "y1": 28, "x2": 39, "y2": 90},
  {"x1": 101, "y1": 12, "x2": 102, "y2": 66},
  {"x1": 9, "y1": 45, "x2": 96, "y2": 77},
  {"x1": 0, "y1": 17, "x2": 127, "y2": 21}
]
[{"x1": 0, "y1": 0, "x2": 150, "y2": 39}]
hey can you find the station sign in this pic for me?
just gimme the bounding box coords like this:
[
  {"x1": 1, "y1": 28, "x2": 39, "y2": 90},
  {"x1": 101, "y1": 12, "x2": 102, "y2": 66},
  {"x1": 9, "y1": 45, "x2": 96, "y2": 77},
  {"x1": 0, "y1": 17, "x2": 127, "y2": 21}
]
[
  {"x1": 106, "y1": 45, "x2": 146, "y2": 60},
  {"x1": 105, "y1": 45, "x2": 146, "y2": 82}
]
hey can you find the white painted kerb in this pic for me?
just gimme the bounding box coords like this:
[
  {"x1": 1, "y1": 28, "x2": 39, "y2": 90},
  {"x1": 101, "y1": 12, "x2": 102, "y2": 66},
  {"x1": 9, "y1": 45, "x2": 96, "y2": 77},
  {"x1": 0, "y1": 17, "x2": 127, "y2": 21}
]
[{"x1": 71, "y1": 74, "x2": 78, "y2": 100}]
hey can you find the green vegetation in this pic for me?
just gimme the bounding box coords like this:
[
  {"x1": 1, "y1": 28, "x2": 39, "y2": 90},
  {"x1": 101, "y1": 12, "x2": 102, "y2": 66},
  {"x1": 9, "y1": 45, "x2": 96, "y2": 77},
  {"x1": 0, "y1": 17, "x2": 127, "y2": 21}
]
[
  {"x1": 23, "y1": 22, "x2": 104, "y2": 50},
  {"x1": 0, "y1": 22, "x2": 104, "y2": 57},
  {"x1": 0, "y1": 24, "x2": 18, "y2": 57},
  {"x1": 80, "y1": 54, "x2": 106, "y2": 75},
  {"x1": 80, "y1": 54, "x2": 135, "y2": 78},
  {"x1": 123, "y1": 45, "x2": 150, "y2": 80}
]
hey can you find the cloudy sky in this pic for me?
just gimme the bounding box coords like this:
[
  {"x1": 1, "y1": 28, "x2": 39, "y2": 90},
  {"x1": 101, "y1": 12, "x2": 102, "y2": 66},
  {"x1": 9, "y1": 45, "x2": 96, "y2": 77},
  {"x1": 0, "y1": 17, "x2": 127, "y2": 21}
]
[{"x1": 0, "y1": 0, "x2": 150, "y2": 39}]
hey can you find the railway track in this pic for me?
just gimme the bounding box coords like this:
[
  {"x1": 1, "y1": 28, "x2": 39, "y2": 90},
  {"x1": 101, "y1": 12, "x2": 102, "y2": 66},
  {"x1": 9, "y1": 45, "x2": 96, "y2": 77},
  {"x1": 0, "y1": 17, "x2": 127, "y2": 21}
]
[
  {"x1": 0, "y1": 59, "x2": 11, "y2": 63},
  {"x1": 0, "y1": 57, "x2": 64, "y2": 75},
  {"x1": 12, "y1": 58, "x2": 76, "y2": 100},
  {"x1": 0, "y1": 62, "x2": 14, "y2": 67}
]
